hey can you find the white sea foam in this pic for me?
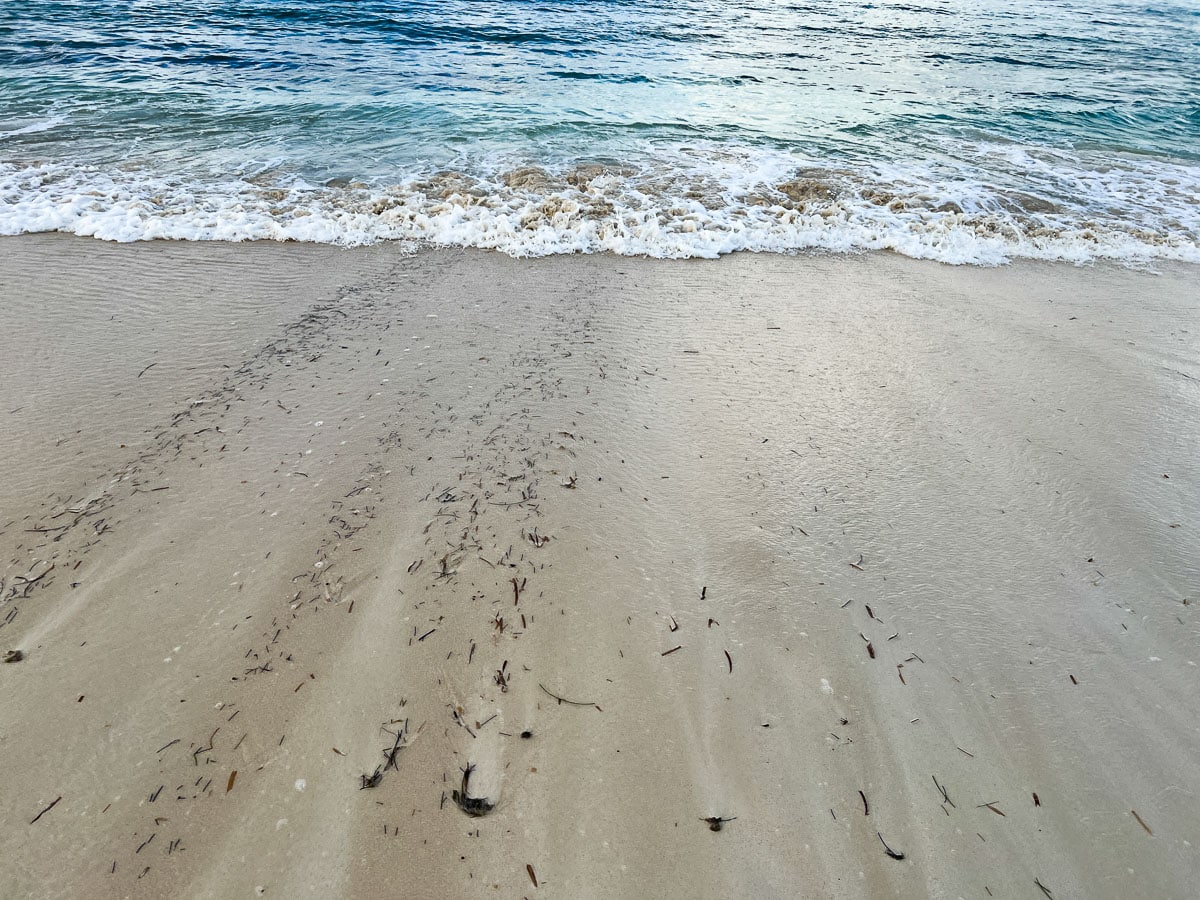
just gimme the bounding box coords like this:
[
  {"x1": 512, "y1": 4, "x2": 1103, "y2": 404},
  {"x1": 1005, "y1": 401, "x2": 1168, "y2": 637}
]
[
  {"x1": 2, "y1": 146, "x2": 1198, "y2": 266},
  {"x1": 0, "y1": 114, "x2": 69, "y2": 138}
]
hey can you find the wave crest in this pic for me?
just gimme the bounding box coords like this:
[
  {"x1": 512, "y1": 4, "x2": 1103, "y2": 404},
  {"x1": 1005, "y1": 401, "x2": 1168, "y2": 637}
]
[{"x1": 2, "y1": 148, "x2": 1198, "y2": 266}]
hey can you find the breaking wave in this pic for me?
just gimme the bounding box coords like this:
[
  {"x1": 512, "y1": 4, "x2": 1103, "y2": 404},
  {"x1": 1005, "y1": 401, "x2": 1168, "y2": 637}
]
[{"x1": 3, "y1": 144, "x2": 1198, "y2": 266}]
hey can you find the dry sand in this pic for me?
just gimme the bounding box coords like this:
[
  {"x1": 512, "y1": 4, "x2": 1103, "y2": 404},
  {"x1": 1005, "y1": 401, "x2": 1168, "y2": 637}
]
[{"x1": 1, "y1": 234, "x2": 1197, "y2": 899}]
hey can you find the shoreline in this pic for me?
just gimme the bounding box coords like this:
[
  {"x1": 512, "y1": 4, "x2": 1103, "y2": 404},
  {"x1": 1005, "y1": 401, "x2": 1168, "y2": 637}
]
[
  {"x1": 5, "y1": 152, "x2": 1200, "y2": 266},
  {"x1": 1, "y1": 235, "x2": 1197, "y2": 898}
]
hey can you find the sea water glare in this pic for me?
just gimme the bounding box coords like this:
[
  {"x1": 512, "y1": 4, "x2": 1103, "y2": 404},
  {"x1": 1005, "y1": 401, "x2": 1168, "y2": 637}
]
[{"x1": 1, "y1": 0, "x2": 1198, "y2": 263}]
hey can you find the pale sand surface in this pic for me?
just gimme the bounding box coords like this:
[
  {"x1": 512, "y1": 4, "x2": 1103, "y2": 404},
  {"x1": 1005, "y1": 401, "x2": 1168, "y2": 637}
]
[{"x1": 1, "y1": 235, "x2": 1197, "y2": 899}]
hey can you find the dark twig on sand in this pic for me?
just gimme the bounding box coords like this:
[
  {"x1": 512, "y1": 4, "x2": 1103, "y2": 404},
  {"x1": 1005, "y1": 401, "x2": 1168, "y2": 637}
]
[
  {"x1": 877, "y1": 832, "x2": 905, "y2": 860},
  {"x1": 30, "y1": 796, "x2": 61, "y2": 824},
  {"x1": 382, "y1": 721, "x2": 408, "y2": 771},
  {"x1": 539, "y1": 683, "x2": 595, "y2": 707},
  {"x1": 1131, "y1": 809, "x2": 1153, "y2": 835},
  {"x1": 932, "y1": 775, "x2": 955, "y2": 808}
]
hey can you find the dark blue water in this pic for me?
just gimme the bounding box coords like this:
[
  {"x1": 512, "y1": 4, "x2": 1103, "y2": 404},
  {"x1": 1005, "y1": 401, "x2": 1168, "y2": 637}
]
[{"x1": 2, "y1": 0, "x2": 1198, "y2": 262}]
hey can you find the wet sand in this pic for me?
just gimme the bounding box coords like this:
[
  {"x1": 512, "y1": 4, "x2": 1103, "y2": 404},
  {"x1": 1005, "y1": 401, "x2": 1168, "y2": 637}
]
[{"x1": 1, "y1": 234, "x2": 1197, "y2": 899}]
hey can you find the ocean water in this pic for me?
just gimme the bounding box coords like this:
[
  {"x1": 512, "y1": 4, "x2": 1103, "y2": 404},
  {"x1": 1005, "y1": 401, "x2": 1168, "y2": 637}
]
[{"x1": 1, "y1": 0, "x2": 1198, "y2": 264}]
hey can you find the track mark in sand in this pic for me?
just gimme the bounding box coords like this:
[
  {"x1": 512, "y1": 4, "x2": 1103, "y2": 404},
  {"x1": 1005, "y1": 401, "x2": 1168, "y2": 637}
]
[
  {"x1": 0, "y1": 277, "x2": 396, "y2": 637},
  {"x1": 2, "y1": 268, "x2": 442, "y2": 888}
]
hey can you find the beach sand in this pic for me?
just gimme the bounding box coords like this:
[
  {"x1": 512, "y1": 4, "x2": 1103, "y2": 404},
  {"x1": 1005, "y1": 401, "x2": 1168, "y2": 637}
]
[{"x1": 1, "y1": 234, "x2": 1197, "y2": 899}]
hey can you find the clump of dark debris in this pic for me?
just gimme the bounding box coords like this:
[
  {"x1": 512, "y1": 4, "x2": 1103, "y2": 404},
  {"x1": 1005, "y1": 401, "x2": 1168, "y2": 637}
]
[{"x1": 452, "y1": 763, "x2": 494, "y2": 817}]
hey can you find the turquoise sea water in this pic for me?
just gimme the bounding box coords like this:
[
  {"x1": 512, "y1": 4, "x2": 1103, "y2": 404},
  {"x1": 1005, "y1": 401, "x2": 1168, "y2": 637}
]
[{"x1": 1, "y1": 0, "x2": 1198, "y2": 262}]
